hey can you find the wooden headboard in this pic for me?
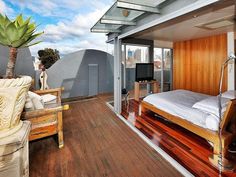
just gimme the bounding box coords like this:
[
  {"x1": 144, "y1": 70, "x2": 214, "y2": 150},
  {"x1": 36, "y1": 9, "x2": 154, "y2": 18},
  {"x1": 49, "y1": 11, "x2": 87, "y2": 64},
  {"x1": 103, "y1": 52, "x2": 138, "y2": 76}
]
[{"x1": 173, "y1": 33, "x2": 228, "y2": 96}]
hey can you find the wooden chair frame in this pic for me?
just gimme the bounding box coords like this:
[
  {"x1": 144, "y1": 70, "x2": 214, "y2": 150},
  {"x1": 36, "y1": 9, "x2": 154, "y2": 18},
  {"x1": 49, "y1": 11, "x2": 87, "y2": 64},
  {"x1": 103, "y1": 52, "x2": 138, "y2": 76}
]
[
  {"x1": 139, "y1": 99, "x2": 236, "y2": 156},
  {"x1": 22, "y1": 88, "x2": 69, "y2": 148}
]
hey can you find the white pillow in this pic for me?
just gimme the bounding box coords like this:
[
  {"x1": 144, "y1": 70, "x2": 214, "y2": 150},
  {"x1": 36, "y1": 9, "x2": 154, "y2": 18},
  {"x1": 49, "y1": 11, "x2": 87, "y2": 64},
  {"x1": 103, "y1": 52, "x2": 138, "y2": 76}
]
[
  {"x1": 222, "y1": 90, "x2": 236, "y2": 99},
  {"x1": 41, "y1": 94, "x2": 57, "y2": 104},
  {"x1": 31, "y1": 97, "x2": 44, "y2": 110},
  {"x1": 24, "y1": 94, "x2": 35, "y2": 111},
  {"x1": 28, "y1": 91, "x2": 43, "y2": 101},
  {"x1": 192, "y1": 96, "x2": 230, "y2": 116},
  {"x1": 28, "y1": 91, "x2": 44, "y2": 110}
]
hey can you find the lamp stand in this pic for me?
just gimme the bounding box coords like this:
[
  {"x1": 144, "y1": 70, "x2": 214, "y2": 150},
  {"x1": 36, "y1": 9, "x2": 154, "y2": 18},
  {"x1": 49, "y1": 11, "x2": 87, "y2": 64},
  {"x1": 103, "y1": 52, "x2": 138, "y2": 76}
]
[
  {"x1": 209, "y1": 55, "x2": 235, "y2": 173},
  {"x1": 209, "y1": 154, "x2": 233, "y2": 172}
]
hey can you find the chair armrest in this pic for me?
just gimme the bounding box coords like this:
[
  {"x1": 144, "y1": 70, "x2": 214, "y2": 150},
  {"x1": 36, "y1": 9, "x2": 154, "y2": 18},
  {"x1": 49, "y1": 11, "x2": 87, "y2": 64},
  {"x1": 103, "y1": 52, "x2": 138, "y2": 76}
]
[
  {"x1": 22, "y1": 104, "x2": 69, "y2": 120},
  {"x1": 34, "y1": 88, "x2": 63, "y2": 95},
  {"x1": 22, "y1": 106, "x2": 64, "y2": 119}
]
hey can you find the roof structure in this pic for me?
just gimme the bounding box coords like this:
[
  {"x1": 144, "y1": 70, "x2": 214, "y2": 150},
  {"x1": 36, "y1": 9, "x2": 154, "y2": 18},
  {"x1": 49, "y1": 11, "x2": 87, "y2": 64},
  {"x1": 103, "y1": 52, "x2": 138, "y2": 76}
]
[{"x1": 90, "y1": 0, "x2": 170, "y2": 33}]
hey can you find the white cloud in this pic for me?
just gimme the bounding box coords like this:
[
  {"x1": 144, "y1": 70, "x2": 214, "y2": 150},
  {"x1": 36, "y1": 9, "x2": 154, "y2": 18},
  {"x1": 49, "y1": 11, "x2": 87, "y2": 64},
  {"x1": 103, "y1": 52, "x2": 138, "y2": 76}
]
[
  {"x1": 29, "y1": 4, "x2": 112, "y2": 56},
  {"x1": 0, "y1": 0, "x2": 14, "y2": 15},
  {"x1": 42, "y1": 7, "x2": 108, "y2": 42},
  {"x1": 7, "y1": 0, "x2": 58, "y2": 17},
  {"x1": 5, "y1": 0, "x2": 115, "y2": 56},
  {"x1": 7, "y1": 0, "x2": 112, "y2": 18},
  {"x1": 29, "y1": 33, "x2": 110, "y2": 57}
]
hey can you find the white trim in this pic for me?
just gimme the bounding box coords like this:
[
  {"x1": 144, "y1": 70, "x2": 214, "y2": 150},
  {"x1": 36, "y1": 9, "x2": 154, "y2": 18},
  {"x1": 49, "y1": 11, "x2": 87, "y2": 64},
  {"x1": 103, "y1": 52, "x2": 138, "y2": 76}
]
[
  {"x1": 123, "y1": 44, "x2": 127, "y2": 88},
  {"x1": 105, "y1": 101, "x2": 193, "y2": 177},
  {"x1": 117, "y1": 1, "x2": 160, "y2": 13},
  {"x1": 101, "y1": 19, "x2": 137, "y2": 26},
  {"x1": 114, "y1": 38, "x2": 122, "y2": 114},
  {"x1": 122, "y1": 43, "x2": 151, "y2": 47},
  {"x1": 118, "y1": 0, "x2": 220, "y2": 39},
  {"x1": 227, "y1": 32, "x2": 235, "y2": 90},
  {"x1": 91, "y1": 28, "x2": 121, "y2": 33}
]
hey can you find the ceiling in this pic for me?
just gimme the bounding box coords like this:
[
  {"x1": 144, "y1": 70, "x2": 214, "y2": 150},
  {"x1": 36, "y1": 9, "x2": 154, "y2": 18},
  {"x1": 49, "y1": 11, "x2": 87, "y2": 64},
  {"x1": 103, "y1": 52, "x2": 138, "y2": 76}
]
[{"x1": 131, "y1": 3, "x2": 236, "y2": 42}]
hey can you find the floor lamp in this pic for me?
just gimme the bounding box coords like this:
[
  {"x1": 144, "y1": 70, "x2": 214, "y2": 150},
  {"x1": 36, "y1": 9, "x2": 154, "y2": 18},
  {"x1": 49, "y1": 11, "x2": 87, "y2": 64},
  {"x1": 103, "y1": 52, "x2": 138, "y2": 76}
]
[{"x1": 209, "y1": 53, "x2": 236, "y2": 173}]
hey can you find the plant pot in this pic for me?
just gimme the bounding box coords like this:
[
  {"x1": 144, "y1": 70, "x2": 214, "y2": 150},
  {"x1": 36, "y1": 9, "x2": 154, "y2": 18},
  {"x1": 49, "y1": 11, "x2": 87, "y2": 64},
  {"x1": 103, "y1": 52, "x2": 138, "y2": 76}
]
[{"x1": 0, "y1": 76, "x2": 32, "y2": 138}]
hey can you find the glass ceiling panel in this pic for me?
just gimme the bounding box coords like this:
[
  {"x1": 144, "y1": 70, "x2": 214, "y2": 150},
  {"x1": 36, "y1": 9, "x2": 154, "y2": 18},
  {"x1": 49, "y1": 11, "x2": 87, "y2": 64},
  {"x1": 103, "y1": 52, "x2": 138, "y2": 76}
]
[
  {"x1": 91, "y1": 0, "x2": 166, "y2": 33},
  {"x1": 119, "y1": 0, "x2": 166, "y2": 7},
  {"x1": 104, "y1": 3, "x2": 144, "y2": 21}
]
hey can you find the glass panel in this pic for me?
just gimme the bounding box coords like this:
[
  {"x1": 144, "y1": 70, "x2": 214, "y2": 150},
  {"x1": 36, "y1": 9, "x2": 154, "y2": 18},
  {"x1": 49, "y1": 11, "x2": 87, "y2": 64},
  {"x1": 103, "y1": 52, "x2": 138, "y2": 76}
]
[
  {"x1": 118, "y1": 0, "x2": 165, "y2": 7},
  {"x1": 154, "y1": 48, "x2": 162, "y2": 85},
  {"x1": 153, "y1": 48, "x2": 172, "y2": 92},
  {"x1": 105, "y1": 3, "x2": 144, "y2": 21},
  {"x1": 163, "y1": 49, "x2": 172, "y2": 92},
  {"x1": 92, "y1": 2, "x2": 145, "y2": 32},
  {"x1": 126, "y1": 45, "x2": 149, "y2": 68},
  {"x1": 124, "y1": 45, "x2": 149, "y2": 91},
  {"x1": 92, "y1": 21, "x2": 122, "y2": 30}
]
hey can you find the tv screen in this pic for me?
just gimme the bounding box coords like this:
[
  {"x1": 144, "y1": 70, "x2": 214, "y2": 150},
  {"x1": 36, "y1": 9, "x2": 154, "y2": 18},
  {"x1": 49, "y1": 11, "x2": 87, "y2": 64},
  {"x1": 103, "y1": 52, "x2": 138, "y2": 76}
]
[{"x1": 135, "y1": 63, "x2": 154, "y2": 82}]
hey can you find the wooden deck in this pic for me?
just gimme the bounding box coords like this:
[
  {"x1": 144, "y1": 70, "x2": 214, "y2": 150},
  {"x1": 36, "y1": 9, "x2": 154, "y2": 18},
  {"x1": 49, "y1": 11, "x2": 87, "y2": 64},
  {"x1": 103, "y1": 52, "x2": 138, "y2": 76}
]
[
  {"x1": 29, "y1": 97, "x2": 183, "y2": 177},
  {"x1": 121, "y1": 99, "x2": 236, "y2": 177}
]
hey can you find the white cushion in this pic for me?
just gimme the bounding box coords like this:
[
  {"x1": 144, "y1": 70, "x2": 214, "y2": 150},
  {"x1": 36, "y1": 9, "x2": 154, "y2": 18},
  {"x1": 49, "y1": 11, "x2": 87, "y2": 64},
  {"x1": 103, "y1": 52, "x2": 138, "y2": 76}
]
[
  {"x1": 28, "y1": 91, "x2": 44, "y2": 110},
  {"x1": 222, "y1": 90, "x2": 236, "y2": 99},
  {"x1": 192, "y1": 96, "x2": 230, "y2": 116},
  {"x1": 28, "y1": 91, "x2": 42, "y2": 101},
  {"x1": 24, "y1": 95, "x2": 35, "y2": 111},
  {"x1": 41, "y1": 94, "x2": 57, "y2": 103},
  {"x1": 31, "y1": 98, "x2": 44, "y2": 109}
]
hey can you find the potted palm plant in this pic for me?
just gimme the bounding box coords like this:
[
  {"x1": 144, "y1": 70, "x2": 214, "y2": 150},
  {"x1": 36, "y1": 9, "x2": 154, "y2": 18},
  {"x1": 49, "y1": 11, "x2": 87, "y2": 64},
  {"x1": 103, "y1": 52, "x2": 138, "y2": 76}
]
[{"x1": 0, "y1": 14, "x2": 43, "y2": 138}]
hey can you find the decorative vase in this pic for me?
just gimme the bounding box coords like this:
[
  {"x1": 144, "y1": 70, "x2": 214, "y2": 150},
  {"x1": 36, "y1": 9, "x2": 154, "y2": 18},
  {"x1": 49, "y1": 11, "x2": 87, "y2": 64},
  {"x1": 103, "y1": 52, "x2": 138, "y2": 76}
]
[{"x1": 0, "y1": 76, "x2": 32, "y2": 138}]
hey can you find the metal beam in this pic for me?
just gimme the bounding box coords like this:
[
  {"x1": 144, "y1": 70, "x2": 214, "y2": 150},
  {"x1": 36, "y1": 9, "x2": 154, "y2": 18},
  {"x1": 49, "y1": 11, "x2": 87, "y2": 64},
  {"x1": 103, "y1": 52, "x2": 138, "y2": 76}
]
[
  {"x1": 153, "y1": 0, "x2": 167, "y2": 6},
  {"x1": 100, "y1": 19, "x2": 136, "y2": 26},
  {"x1": 116, "y1": 1, "x2": 160, "y2": 13},
  {"x1": 113, "y1": 37, "x2": 122, "y2": 114},
  {"x1": 91, "y1": 28, "x2": 121, "y2": 33}
]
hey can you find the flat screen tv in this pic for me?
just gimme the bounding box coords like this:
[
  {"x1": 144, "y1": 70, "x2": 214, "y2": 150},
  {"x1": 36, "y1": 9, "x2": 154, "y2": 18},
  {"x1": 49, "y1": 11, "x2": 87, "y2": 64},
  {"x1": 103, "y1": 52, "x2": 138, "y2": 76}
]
[{"x1": 135, "y1": 63, "x2": 154, "y2": 82}]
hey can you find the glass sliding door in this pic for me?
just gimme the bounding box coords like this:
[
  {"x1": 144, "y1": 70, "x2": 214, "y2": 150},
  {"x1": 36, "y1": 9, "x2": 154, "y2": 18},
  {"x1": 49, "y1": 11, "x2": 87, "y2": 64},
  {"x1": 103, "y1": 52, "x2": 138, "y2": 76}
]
[
  {"x1": 154, "y1": 48, "x2": 173, "y2": 92},
  {"x1": 153, "y1": 48, "x2": 162, "y2": 89},
  {"x1": 163, "y1": 49, "x2": 172, "y2": 91},
  {"x1": 122, "y1": 44, "x2": 149, "y2": 91}
]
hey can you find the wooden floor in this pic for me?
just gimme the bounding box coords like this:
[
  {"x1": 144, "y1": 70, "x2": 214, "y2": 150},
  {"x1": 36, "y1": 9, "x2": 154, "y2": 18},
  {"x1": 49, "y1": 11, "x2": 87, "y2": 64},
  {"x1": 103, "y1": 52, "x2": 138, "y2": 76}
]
[
  {"x1": 121, "y1": 99, "x2": 236, "y2": 177},
  {"x1": 29, "y1": 97, "x2": 183, "y2": 177}
]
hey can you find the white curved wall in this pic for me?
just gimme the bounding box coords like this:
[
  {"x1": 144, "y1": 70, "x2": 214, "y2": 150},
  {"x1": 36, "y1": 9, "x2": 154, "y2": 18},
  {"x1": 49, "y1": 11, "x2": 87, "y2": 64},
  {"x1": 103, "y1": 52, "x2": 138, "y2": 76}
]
[
  {"x1": 0, "y1": 45, "x2": 35, "y2": 77},
  {"x1": 45, "y1": 49, "x2": 114, "y2": 99}
]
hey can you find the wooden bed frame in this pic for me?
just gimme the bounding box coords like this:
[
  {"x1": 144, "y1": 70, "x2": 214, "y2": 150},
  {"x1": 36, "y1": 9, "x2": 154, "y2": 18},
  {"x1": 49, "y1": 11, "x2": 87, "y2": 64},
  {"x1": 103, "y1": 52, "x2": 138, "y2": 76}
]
[{"x1": 139, "y1": 99, "x2": 236, "y2": 156}]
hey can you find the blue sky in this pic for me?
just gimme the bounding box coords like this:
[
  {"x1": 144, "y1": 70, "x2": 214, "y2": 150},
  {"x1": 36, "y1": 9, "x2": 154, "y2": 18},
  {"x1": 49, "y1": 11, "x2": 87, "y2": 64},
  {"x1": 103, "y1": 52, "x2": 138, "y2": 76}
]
[{"x1": 0, "y1": 0, "x2": 114, "y2": 56}]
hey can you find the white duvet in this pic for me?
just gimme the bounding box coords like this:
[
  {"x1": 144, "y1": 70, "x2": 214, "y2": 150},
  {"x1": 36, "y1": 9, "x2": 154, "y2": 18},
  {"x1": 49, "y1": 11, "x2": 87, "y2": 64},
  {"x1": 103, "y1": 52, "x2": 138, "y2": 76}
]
[{"x1": 143, "y1": 90, "x2": 219, "y2": 131}]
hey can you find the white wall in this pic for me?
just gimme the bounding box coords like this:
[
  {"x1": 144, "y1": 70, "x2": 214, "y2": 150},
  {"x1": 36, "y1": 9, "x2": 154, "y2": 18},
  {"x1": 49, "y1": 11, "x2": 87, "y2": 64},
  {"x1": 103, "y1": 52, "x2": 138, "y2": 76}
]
[{"x1": 227, "y1": 32, "x2": 235, "y2": 90}]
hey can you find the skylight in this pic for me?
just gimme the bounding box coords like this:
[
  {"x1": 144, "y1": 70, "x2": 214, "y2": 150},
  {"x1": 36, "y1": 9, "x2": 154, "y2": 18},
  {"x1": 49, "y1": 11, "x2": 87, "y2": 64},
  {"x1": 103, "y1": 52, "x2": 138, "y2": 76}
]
[{"x1": 90, "y1": 0, "x2": 167, "y2": 33}]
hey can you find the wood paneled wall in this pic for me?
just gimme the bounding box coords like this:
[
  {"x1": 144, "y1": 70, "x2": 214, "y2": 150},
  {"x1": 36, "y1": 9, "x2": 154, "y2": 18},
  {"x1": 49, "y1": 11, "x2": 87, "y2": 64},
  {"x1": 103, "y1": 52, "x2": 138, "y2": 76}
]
[{"x1": 173, "y1": 34, "x2": 227, "y2": 96}]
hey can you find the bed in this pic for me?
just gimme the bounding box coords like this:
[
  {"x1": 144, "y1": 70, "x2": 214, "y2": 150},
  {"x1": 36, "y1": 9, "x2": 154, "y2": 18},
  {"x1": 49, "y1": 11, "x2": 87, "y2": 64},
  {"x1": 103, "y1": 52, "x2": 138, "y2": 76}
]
[{"x1": 139, "y1": 90, "x2": 236, "y2": 156}]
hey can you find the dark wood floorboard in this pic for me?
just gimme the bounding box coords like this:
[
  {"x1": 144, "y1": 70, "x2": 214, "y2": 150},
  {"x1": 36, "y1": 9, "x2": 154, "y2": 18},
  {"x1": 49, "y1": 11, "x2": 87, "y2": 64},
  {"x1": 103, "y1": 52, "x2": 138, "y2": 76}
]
[
  {"x1": 121, "y1": 99, "x2": 236, "y2": 177},
  {"x1": 29, "y1": 97, "x2": 183, "y2": 177}
]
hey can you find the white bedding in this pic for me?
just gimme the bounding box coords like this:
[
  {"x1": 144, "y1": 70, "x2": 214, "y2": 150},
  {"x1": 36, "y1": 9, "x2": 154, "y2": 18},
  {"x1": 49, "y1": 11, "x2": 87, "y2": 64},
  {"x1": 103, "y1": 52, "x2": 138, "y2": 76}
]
[
  {"x1": 143, "y1": 90, "x2": 219, "y2": 131},
  {"x1": 192, "y1": 96, "x2": 230, "y2": 116}
]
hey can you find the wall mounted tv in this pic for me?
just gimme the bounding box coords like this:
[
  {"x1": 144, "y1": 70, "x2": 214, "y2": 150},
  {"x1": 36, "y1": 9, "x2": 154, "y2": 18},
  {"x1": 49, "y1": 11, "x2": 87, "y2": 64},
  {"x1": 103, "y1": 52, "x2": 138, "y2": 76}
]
[{"x1": 135, "y1": 63, "x2": 154, "y2": 82}]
